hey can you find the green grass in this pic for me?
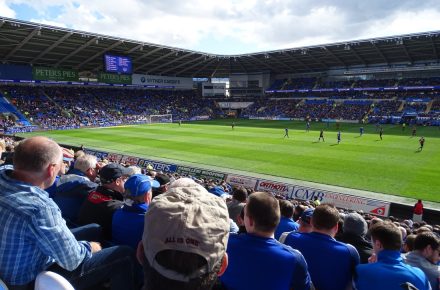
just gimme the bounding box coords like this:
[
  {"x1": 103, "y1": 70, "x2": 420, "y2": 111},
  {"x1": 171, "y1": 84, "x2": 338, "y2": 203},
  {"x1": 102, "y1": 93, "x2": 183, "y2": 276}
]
[{"x1": 19, "y1": 120, "x2": 440, "y2": 202}]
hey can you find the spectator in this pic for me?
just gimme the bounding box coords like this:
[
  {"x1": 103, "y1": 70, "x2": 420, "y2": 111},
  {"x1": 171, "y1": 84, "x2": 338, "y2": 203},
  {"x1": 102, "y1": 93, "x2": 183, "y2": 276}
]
[
  {"x1": 284, "y1": 204, "x2": 359, "y2": 290},
  {"x1": 152, "y1": 173, "x2": 171, "y2": 198},
  {"x1": 52, "y1": 154, "x2": 99, "y2": 222},
  {"x1": 355, "y1": 222, "x2": 431, "y2": 290},
  {"x1": 227, "y1": 186, "x2": 247, "y2": 224},
  {"x1": 274, "y1": 200, "x2": 299, "y2": 240},
  {"x1": 112, "y1": 174, "x2": 158, "y2": 249},
  {"x1": 337, "y1": 212, "x2": 373, "y2": 264},
  {"x1": 297, "y1": 208, "x2": 315, "y2": 234},
  {"x1": 293, "y1": 204, "x2": 307, "y2": 222},
  {"x1": 280, "y1": 207, "x2": 315, "y2": 243},
  {"x1": 403, "y1": 232, "x2": 440, "y2": 290},
  {"x1": 139, "y1": 178, "x2": 230, "y2": 290},
  {"x1": 0, "y1": 136, "x2": 136, "y2": 289},
  {"x1": 413, "y1": 200, "x2": 424, "y2": 222},
  {"x1": 403, "y1": 234, "x2": 417, "y2": 253},
  {"x1": 221, "y1": 192, "x2": 311, "y2": 290},
  {"x1": 78, "y1": 163, "x2": 130, "y2": 240}
]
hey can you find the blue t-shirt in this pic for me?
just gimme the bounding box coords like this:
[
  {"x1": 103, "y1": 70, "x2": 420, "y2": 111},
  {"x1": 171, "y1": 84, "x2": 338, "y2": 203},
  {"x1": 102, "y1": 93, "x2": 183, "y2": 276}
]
[
  {"x1": 221, "y1": 233, "x2": 311, "y2": 290},
  {"x1": 112, "y1": 202, "x2": 148, "y2": 249},
  {"x1": 284, "y1": 232, "x2": 359, "y2": 290},
  {"x1": 355, "y1": 250, "x2": 430, "y2": 290},
  {"x1": 275, "y1": 217, "x2": 299, "y2": 240}
]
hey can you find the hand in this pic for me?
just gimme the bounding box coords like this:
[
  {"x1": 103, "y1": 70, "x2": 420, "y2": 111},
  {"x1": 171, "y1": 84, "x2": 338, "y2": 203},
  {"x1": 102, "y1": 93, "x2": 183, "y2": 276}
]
[
  {"x1": 90, "y1": 242, "x2": 102, "y2": 254},
  {"x1": 368, "y1": 253, "x2": 377, "y2": 263}
]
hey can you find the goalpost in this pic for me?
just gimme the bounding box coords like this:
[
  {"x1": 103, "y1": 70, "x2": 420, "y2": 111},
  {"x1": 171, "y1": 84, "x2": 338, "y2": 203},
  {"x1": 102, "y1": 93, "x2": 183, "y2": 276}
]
[{"x1": 149, "y1": 114, "x2": 173, "y2": 124}]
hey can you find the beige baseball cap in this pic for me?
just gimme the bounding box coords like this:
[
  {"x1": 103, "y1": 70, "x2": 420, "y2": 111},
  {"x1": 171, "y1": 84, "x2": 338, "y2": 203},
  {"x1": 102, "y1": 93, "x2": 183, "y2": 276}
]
[{"x1": 142, "y1": 177, "x2": 230, "y2": 282}]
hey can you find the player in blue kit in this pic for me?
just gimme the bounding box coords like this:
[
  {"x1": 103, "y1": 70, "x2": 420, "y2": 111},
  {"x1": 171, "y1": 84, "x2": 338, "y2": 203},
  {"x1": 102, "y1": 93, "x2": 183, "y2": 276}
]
[
  {"x1": 284, "y1": 128, "x2": 289, "y2": 138},
  {"x1": 337, "y1": 131, "x2": 341, "y2": 144}
]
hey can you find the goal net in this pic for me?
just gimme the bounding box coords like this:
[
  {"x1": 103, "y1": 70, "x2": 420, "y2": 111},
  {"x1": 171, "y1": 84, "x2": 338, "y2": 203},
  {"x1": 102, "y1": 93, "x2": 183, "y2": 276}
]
[{"x1": 150, "y1": 114, "x2": 173, "y2": 124}]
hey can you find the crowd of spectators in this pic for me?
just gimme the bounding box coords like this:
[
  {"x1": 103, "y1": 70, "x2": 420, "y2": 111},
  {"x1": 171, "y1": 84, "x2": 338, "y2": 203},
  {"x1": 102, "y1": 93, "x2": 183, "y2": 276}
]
[
  {"x1": 269, "y1": 77, "x2": 440, "y2": 90},
  {"x1": 326, "y1": 101, "x2": 371, "y2": 121},
  {"x1": 0, "y1": 135, "x2": 438, "y2": 290},
  {"x1": 0, "y1": 85, "x2": 223, "y2": 131},
  {"x1": 0, "y1": 84, "x2": 439, "y2": 131}
]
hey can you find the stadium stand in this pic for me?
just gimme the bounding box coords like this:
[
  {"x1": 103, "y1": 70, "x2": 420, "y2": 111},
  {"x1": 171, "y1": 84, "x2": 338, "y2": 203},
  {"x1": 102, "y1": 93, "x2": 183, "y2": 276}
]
[{"x1": 0, "y1": 17, "x2": 439, "y2": 290}]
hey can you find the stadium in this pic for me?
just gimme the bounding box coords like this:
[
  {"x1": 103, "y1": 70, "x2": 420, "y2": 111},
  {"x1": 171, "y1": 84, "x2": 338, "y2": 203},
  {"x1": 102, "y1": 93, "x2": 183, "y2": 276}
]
[{"x1": 0, "y1": 11, "x2": 439, "y2": 290}]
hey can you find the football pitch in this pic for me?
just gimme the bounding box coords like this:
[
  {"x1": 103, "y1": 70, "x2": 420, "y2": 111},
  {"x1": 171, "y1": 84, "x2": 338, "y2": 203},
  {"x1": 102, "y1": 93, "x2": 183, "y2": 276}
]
[{"x1": 20, "y1": 120, "x2": 440, "y2": 203}]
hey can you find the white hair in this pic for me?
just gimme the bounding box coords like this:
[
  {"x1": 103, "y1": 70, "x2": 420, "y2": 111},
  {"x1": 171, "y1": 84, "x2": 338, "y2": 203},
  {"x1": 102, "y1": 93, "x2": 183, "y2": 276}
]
[{"x1": 74, "y1": 154, "x2": 97, "y2": 173}]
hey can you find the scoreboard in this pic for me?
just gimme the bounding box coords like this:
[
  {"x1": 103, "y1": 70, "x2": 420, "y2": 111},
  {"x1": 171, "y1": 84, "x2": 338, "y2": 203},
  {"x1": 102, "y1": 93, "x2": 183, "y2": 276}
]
[{"x1": 104, "y1": 54, "x2": 132, "y2": 74}]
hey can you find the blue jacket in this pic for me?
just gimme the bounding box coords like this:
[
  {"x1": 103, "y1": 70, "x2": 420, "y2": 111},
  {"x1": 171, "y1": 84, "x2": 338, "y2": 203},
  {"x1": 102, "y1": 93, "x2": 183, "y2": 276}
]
[
  {"x1": 221, "y1": 233, "x2": 311, "y2": 290},
  {"x1": 275, "y1": 217, "x2": 299, "y2": 240},
  {"x1": 52, "y1": 170, "x2": 97, "y2": 222},
  {"x1": 112, "y1": 202, "x2": 148, "y2": 249},
  {"x1": 284, "y1": 231, "x2": 359, "y2": 290},
  {"x1": 355, "y1": 250, "x2": 431, "y2": 290}
]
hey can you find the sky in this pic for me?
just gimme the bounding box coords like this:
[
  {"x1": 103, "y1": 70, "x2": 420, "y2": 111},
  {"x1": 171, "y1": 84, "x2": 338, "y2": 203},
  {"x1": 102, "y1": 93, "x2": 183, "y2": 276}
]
[{"x1": 1, "y1": 0, "x2": 440, "y2": 55}]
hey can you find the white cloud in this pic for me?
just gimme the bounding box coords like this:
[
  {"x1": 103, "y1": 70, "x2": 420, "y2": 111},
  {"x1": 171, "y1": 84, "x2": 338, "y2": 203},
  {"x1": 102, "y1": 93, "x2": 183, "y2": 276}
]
[
  {"x1": 0, "y1": 0, "x2": 16, "y2": 17},
  {"x1": 2, "y1": 0, "x2": 440, "y2": 54}
]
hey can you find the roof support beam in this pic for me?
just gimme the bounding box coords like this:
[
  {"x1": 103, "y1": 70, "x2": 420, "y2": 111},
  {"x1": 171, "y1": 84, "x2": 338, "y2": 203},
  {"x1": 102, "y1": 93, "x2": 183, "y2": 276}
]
[
  {"x1": 135, "y1": 51, "x2": 176, "y2": 71},
  {"x1": 245, "y1": 55, "x2": 278, "y2": 71},
  {"x1": 232, "y1": 57, "x2": 248, "y2": 74},
  {"x1": 400, "y1": 40, "x2": 413, "y2": 64},
  {"x1": 322, "y1": 47, "x2": 347, "y2": 67},
  {"x1": 431, "y1": 36, "x2": 439, "y2": 59},
  {"x1": 175, "y1": 57, "x2": 216, "y2": 75},
  {"x1": 160, "y1": 54, "x2": 207, "y2": 75},
  {"x1": 55, "y1": 36, "x2": 98, "y2": 67},
  {"x1": 349, "y1": 46, "x2": 367, "y2": 66},
  {"x1": 126, "y1": 44, "x2": 143, "y2": 54},
  {"x1": 261, "y1": 54, "x2": 292, "y2": 72},
  {"x1": 4, "y1": 27, "x2": 40, "y2": 61},
  {"x1": 132, "y1": 47, "x2": 163, "y2": 63},
  {"x1": 285, "y1": 53, "x2": 315, "y2": 71},
  {"x1": 208, "y1": 58, "x2": 225, "y2": 77},
  {"x1": 147, "y1": 52, "x2": 194, "y2": 74},
  {"x1": 370, "y1": 42, "x2": 389, "y2": 65},
  {"x1": 31, "y1": 31, "x2": 72, "y2": 64},
  {"x1": 76, "y1": 40, "x2": 123, "y2": 69}
]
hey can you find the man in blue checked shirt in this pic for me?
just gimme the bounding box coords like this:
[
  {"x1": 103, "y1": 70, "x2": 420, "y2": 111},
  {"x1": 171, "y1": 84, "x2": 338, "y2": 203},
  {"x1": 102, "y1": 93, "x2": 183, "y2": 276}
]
[{"x1": 0, "y1": 137, "x2": 136, "y2": 290}]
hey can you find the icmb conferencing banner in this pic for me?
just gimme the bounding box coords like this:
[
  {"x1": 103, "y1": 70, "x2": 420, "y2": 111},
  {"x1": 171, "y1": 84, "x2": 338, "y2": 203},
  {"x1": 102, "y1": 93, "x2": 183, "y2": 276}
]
[
  {"x1": 132, "y1": 74, "x2": 193, "y2": 89},
  {"x1": 33, "y1": 67, "x2": 79, "y2": 82}
]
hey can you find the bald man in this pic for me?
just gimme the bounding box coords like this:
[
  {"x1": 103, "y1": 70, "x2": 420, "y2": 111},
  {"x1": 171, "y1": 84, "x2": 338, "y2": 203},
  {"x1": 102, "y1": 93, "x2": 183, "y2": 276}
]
[{"x1": 0, "y1": 137, "x2": 136, "y2": 290}]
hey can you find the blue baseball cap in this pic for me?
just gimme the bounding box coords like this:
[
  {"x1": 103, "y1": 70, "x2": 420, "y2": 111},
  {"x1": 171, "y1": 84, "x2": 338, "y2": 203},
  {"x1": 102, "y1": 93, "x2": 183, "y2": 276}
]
[
  {"x1": 300, "y1": 208, "x2": 314, "y2": 224},
  {"x1": 208, "y1": 186, "x2": 227, "y2": 197},
  {"x1": 125, "y1": 174, "x2": 160, "y2": 197}
]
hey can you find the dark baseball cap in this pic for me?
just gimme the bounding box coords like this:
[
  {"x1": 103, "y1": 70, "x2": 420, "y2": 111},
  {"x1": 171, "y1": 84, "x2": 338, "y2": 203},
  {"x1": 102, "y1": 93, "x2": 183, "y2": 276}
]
[
  {"x1": 155, "y1": 173, "x2": 171, "y2": 186},
  {"x1": 99, "y1": 163, "x2": 130, "y2": 184}
]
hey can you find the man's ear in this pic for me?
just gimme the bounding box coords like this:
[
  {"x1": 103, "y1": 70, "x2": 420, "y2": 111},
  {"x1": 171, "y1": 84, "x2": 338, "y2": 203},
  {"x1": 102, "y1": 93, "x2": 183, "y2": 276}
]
[
  {"x1": 218, "y1": 253, "x2": 228, "y2": 276},
  {"x1": 373, "y1": 239, "x2": 383, "y2": 251},
  {"x1": 47, "y1": 163, "x2": 58, "y2": 179}
]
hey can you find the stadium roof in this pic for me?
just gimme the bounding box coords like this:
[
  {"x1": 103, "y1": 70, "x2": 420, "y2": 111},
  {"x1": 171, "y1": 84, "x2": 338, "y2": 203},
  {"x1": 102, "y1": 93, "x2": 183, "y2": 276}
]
[{"x1": 1, "y1": 16, "x2": 440, "y2": 78}]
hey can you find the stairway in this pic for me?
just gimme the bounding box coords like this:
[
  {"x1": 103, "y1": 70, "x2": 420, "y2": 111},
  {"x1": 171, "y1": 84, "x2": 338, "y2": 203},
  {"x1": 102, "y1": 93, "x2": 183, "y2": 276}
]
[
  {"x1": 425, "y1": 100, "x2": 433, "y2": 114},
  {"x1": 0, "y1": 95, "x2": 32, "y2": 125},
  {"x1": 397, "y1": 101, "x2": 405, "y2": 112}
]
